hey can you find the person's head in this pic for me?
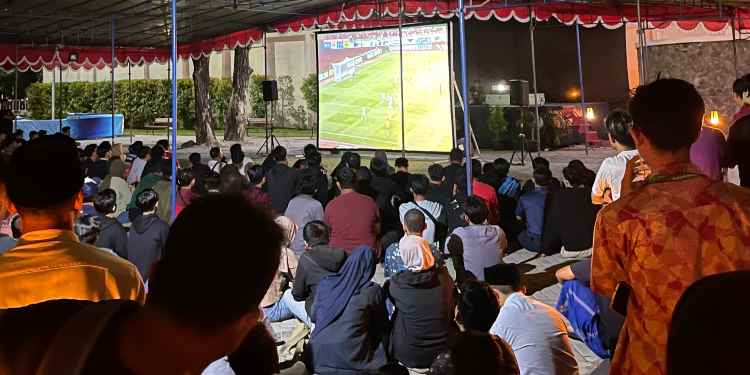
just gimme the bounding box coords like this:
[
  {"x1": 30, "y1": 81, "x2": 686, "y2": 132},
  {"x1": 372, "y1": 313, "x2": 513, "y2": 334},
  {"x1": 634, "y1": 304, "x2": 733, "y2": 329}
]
[
  {"x1": 429, "y1": 331, "x2": 520, "y2": 375},
  {"x1": 292, "y1": 158, "x2": 309, "y2": 170},
  {"x1": 129, "y1": 141, "x2": 143, "y2": 155},
  {"x1": 61, "y1": 126, "x2": 71, "y2": 136},
  {"x1": 532, "y1": 167, "x2": 552, "y2": 187},
  {"x1": 6, "y1": 134, "x2": 84, "y2": 230},
  {"x1": 28, "y1": 131, "x2": 38, "y2": 140},
  {"x1": 229, "y1": 144, "x2": 244, "y2": 165},
  {"x1": 146, "y1": 194, "x2": 283, "y2": 357},
  {"x1": 203, "y1": 172, "x2": 221, "y2": 194},
  {"x1": 355, "y1": 166, "x2": 372, "y2": 188},
  {"x1": 297, "y1": 168, "x2": 319, "y2": 196},
  {"x1": 219, "y1": 165, "x2": 246, "y2": 195},
  {"x1": 562, "y1": 160, "x2": 595, "y2": 187},
  {"x1": 370, "y1": 157, "x2": 389, "y2": 177},
  {"x1": 457, "y1": 279, "x2": 501, "y2": 332},
  {"x1": 464, "y1": 195, "x2": 489, "y2": 225},
  {"x1": 531, "y1": 157, "x2": 549, "y2": 170},
  {"x1": 111, "y1": 143, "x2": 124, "y2": 160},
  {"x1": 403, "y1": 208, "x2": 427, "y2": 235},
  {"x1": 74, "y1": 214, "x2": 101, "y2": 245},
  {"x1": 303, "y1": 144, "x2": 318, "y2": 159},
  {"x1": 177, "y1": 168, "x2": 195, "y2": 189},
  {"x1": 489, "y1": 263, "x2": 525, "y2": 297},
  {"x1": 732, "y1": 75, "x2": 750, "y2": 107},
  {"x1": 428, "y1": 164, "x2": 445, "y2": 183},
  {"x1": 399, "y1": 220, "x2": 435, "y2": 272},
  {"x1": 209, "y1": 147, "x2": 222, "y2": 161},
  {"x1": 84, "y1": 143, "x2": 98, "y2": 160},
  {"x1": 449, "y1": 148, "x2": 464, "y2": 164},
  {"x1": 395, "y1": 157, "x2": 409, "y2": 172},
  {"x1": 306, "y1": 150, "x2": 322, "y2": 168},
  {"x1": 347, "y1": 152, "x2": 361, "y2": 169},
  {"x1": 303, "y1": 220, "x2": 329, "y2": 248},
  {"x1": 483, "y1": 162, "x2": 498, "y2": 179},
  {"x1": 604, "y1": 110, "x2": 636, "y2": 151},
  {"x1": 246, "y1": 165, "x2": 265, "y2": 187},
  {"x1": 136, "y1": 189, "x2": 159, "y2": 213},
  {"x1": 93, "y1": 188, "x2": 117, "y2": 215},
  {"x1": 138, "y1": 145, "x2": 151, "y2": 160},
  {"x1": 373, "y1": 150, "x2": 389, "y2": 163},
  {"x1": 271, "y1": 146, "x2": 287, "y2": 162},
  {"x1": 10, "y1": 215, "x2": 21, "y2": 239},
  {"x1": 150, "y1": 145, "x2": 165, "y2": 161},
  {"x1": 470, "y1": 159, "x2": 483, "y2": 179},
  {"x1": 38, "y1": 130, "x2": 47, "y2": 137},
  {"x1": 409, "y1": 174, "x2": 430, "y2": 198},
  {"x1": 156, "y1": 139, "x2": 169, "y2": 152},
  {"x1": 336, "y1": 167, "x2": 356, "y2": 190},
  {"x1": 493, "y1": 158, "x2": 511, "y2": 179},
  {"x1": 189, "y1": 152, "x2": 202, "y2": 167},
  {"x1": 94, "y1": 143, "x2": 111, "y2": 160},
  {"x1": 629, "y1": 79, "x2": 704, "y2": 166}
]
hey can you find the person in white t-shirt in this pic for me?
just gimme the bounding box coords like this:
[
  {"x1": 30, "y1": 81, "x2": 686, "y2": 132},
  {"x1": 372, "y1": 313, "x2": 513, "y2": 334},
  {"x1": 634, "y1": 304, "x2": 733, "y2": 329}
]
[
  {"x1": 399, "y1": 174, "x2": 443, "y2": 245},
  {"x1": 592, "y1": 110, "x2": 639, "y2": 205},
  {"x1": 208, "y1": 146, "x2": 227, "y2": 173}
]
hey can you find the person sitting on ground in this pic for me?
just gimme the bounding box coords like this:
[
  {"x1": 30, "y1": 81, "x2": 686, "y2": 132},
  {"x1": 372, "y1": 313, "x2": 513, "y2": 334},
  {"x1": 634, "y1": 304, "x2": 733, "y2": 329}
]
[
  {"x1": 126, "y1": 141, "x2": 142, "y2": 163},
  {"x1": 93, "y1": 189, "x2": 128, "y2": 259},
  {"x1": 489, "y1": 264, "x2": 578, "y2": 375},
  {"x1": 555, "y1": 259, "x2": 624, "y2": 359},
  {"x1": 87, "y1": 142, "x2": 112, "y2": 179},
  {"x1": 446, "y1": 196, "x2": 507, "y2": 283},
  {"x1": 80, "y1": 178, "x2": 99, "y2": 216},
  {"x1": 328, "y1": 151, "x2": 354, "y2": 200},
  {"x1": 384, "y1": 209, "x2": 442, "y2": 279},
  {"x1": 495, "y1": 158, "x2": 521, "y2": 200},
  {"x1": 493, "y1": 158, "x2": 523, "y2": 246},
  {"x1": 0, "y1": 194, "x2": 283, "y2": 374},
  {"x1": 592, "y1": 110, "x2": 640, "y2": 204},
  {"x1": 481, "y1": 162, "x2": 502, "y2": 190},
  {"x1": 261, "y1": 217, "x2": 300, "y2": 324},
  {"x1": 425, "y1": 163, "x2": 452, "y2": 207},
  {"x1": 355, "y1": 166, "x2": 378, "y2": 201},
  {"x1": 152, "y1": 159, "x2": 175, "y2": 223},
  {"x1": 100, "y1": 154, "x2": 132, "y2": 223},
  {"x1": 725, "y1": 74, "x2": 750, "y2": 188},
  {"x1": 128, "y1": 154, "x2": 166, "y2": 220},
  {"x1": 541, "y1": 160, "x2": 599, "y2": 257},
  {"x1": 266, "y1": 145, "x2": 300, "y2": 214},
  {"x1": 373, "y1": 150, "x2": 396, "y2": 175},
  {"x1": 109, "y1": 143, "x2": 126, "y2": 174},
  {"x1": 208, "y1": 146, "x2": 227, "y2": 173},
  {"x1": 305, "y1": 150, "x2": 329, "y2": 207},
  {"x1": 28, "y1": 130, "x2": 38, "y2": 140},
  {"x1": 244, "y1": 165, "x2": 271, "y2": 211},
  {"x1": 304, "y1": 143, "x2": 318, "y2": 159},
  {"x1": 291, "y1": 221, "x2": 348, "y2": 324},
  {"x1": 444, "y1": 148, "x2": 465, "y2": 196},
  {"x1": 308, "y1": 245, "x2": 388, "y2": 374},
  {"x1": 61, "y1": 126, "x2": 71, "y2": 138},
  {"x1": 229, "y1": 143, "x2": 252, "y2": 176},
  {"x1": 399, "y1": 174, "x2": 444, "y2": 245},
  {"x1": 219, "y1": 165, "x2": 247, "y2": 196},
  {"x1": 471, "y1": 159, "x2": 499, "y2": 225},
  {"x1": 73, "y1": 214, "x2": 118, "y2": 258},
  {"x1": 127, "y1": 189, "x2": 170, "y2": 281},
  {"x1": 188, "y1": 152, "x2": 211, "y2": 195},
  {"x1": 370, "y1": 157, "x2": 404, "y2": 247},
  {"x1": 391, "y1": 157, "x2": 412, "y2": 198},
  {"x1": 176, "y1": 168, "x2": 198, "y2": 217},
  {"x1": 127, "y1": 145, "x2": 151, "y2": 186},
  {"x1": 386, "y1": 225, "x2": 457, "y2": 372},
  {"x1": 203, "y1": 171, "x2": 221, "y2": 195},
  {"x1": 429, "y1": 331, "x2": 520, "y2": 375},
  {"x1": 516, "y1": 167, "x2": 551, "y2": 253},
  {"x1": 456, "y1": 279, "x2": 501, "y2": 332},
  {"x1": 325, "y1": 167, "x2": 380, "y2": 253},
  {"x1": 0, "y1": 134, "x2": 144, "y2": 308},
  {"x1": 285, "y1": 169, "x2": 325, "y2": 254}
]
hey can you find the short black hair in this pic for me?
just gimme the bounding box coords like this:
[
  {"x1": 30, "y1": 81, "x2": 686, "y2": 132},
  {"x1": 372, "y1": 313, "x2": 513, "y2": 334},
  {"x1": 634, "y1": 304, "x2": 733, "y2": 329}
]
[
  {"x1": 304, "y1": 144, "x2": 318, "y2": 158},
  {"x1": 189, "y1": 152, "x2": 202, "y2": 166},
  {"x1": 428, "y1": 164, "x2": 444, "y2": 182},
  {"x1": 147, "y1": 194, "x2": 283, "y2": 330},
  {"x1": 74, "y1": 214, "x2": 101, "y2": 245},
  {"x1": 306, "y1": 151, "x2": 322, "y2": 167},
  {"x1": 7, "y1": 134, "x2": 83, "y2": 209},
  {"x1": 563, "y1": 160, "x2": 595, "y2": 187},
  {"x1": 430, "y1": 331, "x2": 519, "y2": 375},
  {"x1": 347, "y1": 152, "x2": 362, "y2": 169},
  {"x1": 532, "y1": 157, "x2": 549, "y2": 170},
  {"x1": 605, "y1": 110, "x2": 636, "y2": 148},
  {"x1": 470, "y1": 159, "x2": 482, "y2": 178},
  {"x1": 230, "y1": 144, "x2": 244, "y2": 165},
  {"x1": 299, "y1": 169, "x2": 319, "y2": 195},
  {"x1": 177, "y1": 168, "x2": 195, "y2": 188},
  {"x1": 449, "y1": 148, "x2": 464, "y2": 163},
  {"x1": 83, "y1": 143, "x2": 97, "y2": 158},
  {"x1": 395, "y1": 157, "x2": 409, "y2": 168},
  {"x1": 733, "y1": 75, "x2": 750, "y2": 98},
  {"x1": 209, "y1": 147, "x2": 221, "y2": 160},
  {"x1": 271, "y1": 146, "x2": 287, "y2": 162},
  {"x1": 532, "y1": 167, "x2": 552, "y2": 187},
  {"x1": 28, "y1": 131, "x2": 37, "y2": 138},
  {"x1": 336, "y1": 167, "x2": 356, "y2": 189},
  {"x1": 96, "y1": 141, "x2": 111, "y2": 158},
  {"x1": 409, "y1": 174, "x2": 430, "y2": 196},
  {"x1": 246, "y1": 165, "x2": 265, "y2": 185},
  {"x1": 136, "y1": 189, "x2": 159, "y2": 212},
  {"x1": 493, "y1": 158, "x2": 511, "y2": 178},
  {"x1": 458, "y1": 279, "x2": 501, "y2": 332},
  {"x1": 156, "y1": 139, "x2": 169, "y2": 150},
  {"x1": 93, "y1": 188, "x2": 117, "y2": 214},
  {"x1": 464, "y1": 196, "x2": 489, "y2": 224},
  {"x1": 630, "y1": 78, "x2": 704, "y2": 151},
  {"x1": 303, "y1": 220, "x2": 329, "y2": 246},
  {"x1": 61, "y1": 126, "x2": 71, "y2": 134},
  {"x1": 219, "y1": 165, "x2": 245, "y2": 195},
  {"x1": 370, "y1": 157, "x2": 388, "y2": 177},
  {"x1": 138, "y1": 146, "x2": 151, "y2": 159},
  {"x1": 404, "y1": 208, "x2": 426, "y2": 233},
  {"x1": 489, "y1": 263, "x2": 524, "y2": 292}
]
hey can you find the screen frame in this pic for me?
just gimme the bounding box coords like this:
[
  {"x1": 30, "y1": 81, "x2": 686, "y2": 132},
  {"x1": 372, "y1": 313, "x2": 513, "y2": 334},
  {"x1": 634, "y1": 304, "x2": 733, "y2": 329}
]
[{"x1": 314, "y1": 21, "x2": 456, "y2": 154}]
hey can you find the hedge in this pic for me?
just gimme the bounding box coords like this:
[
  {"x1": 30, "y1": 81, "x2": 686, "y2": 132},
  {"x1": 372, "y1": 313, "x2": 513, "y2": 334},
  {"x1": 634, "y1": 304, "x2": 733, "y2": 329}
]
[{"x1": 26, "y1": 76, "x2": 269, "y2": 130}]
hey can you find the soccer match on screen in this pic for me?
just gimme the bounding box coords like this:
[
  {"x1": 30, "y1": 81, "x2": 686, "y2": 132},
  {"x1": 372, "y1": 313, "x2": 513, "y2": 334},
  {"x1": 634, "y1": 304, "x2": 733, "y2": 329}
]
[{"x1": 317, "y1": 23, "x2": 453, "y2": 152}]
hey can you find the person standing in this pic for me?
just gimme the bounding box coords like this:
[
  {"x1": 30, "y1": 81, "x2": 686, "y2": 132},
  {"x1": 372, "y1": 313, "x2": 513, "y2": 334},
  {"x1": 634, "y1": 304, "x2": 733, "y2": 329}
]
[
  {"x1": 726, "y1": 74, "x2": 750, "y2": 188},
  {"x1": 266, "y1": 146, "x2": 300, "y2": 214},
  {"x1": 592, "y1": 79, "x2": 750, "y2": 375},
  {"x1": 591, "y1": 110, "x2": 640, "y2": 205},
  {"x1": 325, "y1": 168, "x2": 380, "y2": 253}
]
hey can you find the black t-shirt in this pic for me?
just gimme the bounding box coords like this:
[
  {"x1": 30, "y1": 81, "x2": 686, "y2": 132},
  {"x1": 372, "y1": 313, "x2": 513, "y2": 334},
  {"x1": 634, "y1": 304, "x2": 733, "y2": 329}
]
[
  {"x1": 425, "y1": 182, "x2": 453, "y2": 208},
  {"x1": 390, "y1": 171, "x2": 412, "y2": 199},
  {"x1": 443, "y1": 164, "x2": 464, "y2": 193},
  {"x1": 266, "y1": 164, "x2": 300, "y2": 214},
  {"x1": 542, "y1": 187, "x2": 599, "y2": 254},
  {"x1": 571, "y1": 260, "x2": 625, "y2": 351},
  {"x1": 727, "y1": 115, "x2": 750, "y2": 188}
]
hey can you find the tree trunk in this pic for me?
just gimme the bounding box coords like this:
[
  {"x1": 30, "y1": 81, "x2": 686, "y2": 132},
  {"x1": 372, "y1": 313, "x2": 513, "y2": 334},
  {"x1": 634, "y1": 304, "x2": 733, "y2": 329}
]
[
  {"x1": 224, "y1": 46, "x2": 252, "y2": 141},
  {"x1": 192, "y1": 55, "x2": 218, "y2": 146}
]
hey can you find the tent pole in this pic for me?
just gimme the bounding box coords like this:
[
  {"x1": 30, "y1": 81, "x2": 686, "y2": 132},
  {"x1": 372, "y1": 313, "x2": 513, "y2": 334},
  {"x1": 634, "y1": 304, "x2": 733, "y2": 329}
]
[
  {"x1": 529, "y1": 10, "x2": 541, "y2": 156},
  {"x1": 575, "y1": 23, "x2": 589, "y2": 156},
  {"x1": 111, "y1": 17, "x2": 116, "y2": 144},
  {"x1": 731, "y1": 13, "x2": 739, "y2": 78},
  {"x1": 636, "y1": 0, "x2": 646, "y2": 83},
  {"x1": 51, "y1": 53, "x2": 56, "y2": 120},
  {"x1": 59, "y1": 60, "x2": 63, "y2": 132},
  {"x1": 170, "y1": 0, "x2": 178, "y2": 222},
  {"x1": 398, "y1": 0, "x2": 406, "y2": 157},
  {"x1": 458, "y1": 0, "x2": 472, "y2": 196}
]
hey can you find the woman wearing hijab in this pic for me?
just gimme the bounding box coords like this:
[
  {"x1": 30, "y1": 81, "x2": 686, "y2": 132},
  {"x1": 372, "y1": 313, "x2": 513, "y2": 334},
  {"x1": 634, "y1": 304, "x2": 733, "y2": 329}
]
[
  {"x1": 386, "y1": 228, "x2": 457, "y2": 372},
  {"x1": 308, "y1": 245, "x2": 388, "y2": 374}
]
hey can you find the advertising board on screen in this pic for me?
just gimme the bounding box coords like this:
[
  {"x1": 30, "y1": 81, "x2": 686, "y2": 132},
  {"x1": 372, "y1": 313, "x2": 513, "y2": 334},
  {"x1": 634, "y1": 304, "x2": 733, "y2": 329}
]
[{"x1": 317, "y1": 23, "x2": 453, "y2": 152}]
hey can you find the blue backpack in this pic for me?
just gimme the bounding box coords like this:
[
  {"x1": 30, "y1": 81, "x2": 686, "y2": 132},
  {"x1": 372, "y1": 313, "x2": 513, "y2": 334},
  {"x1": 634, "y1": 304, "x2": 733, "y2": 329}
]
[{"x1": 556, "y1": 280, "x2": 611, "y2": 359}]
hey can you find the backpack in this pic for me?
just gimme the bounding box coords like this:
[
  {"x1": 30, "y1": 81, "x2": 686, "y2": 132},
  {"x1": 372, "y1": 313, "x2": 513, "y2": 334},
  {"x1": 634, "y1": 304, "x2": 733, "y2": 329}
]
[{"x1": 556, "y1": 280, "x2": 611, "y2": 359}]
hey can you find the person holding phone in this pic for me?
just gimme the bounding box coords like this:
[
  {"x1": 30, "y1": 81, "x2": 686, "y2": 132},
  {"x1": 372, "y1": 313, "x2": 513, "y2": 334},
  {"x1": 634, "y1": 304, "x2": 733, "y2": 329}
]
[{"x1": 591, "y1": 79, "x2": 750, "y2": 375}]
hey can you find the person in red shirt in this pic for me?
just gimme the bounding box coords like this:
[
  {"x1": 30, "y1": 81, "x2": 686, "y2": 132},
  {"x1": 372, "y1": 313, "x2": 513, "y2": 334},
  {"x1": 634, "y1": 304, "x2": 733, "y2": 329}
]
[
  {"x1": 471, "y1": 159, "x2": 499, "y2": 224},
  {"x1": 324, "y1": 167, "x2": 380, "y2": 253}
]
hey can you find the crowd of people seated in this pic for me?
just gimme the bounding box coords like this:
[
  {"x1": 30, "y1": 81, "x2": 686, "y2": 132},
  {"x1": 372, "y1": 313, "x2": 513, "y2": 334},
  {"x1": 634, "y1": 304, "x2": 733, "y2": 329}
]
[{"x1": 0, "y1": 77, "x2": 749, "y2": 375}]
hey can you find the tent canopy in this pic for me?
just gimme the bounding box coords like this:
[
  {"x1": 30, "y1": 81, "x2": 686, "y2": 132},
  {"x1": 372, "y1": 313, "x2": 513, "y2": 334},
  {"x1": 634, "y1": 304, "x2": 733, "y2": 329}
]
[{"x1": 2, "y1": 0, "x2": 749, "y2": 72}]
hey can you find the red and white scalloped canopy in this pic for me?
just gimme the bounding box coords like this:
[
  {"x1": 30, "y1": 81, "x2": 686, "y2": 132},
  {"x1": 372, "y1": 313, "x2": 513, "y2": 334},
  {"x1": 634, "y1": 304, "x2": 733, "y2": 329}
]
[{"x1": 2, "y1": 1, "x2": 748, "y2": 72}]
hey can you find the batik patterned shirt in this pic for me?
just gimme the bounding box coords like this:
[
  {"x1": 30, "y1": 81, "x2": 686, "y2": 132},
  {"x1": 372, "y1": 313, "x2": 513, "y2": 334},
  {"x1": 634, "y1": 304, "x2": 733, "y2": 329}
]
[{"x1": 591, "y1": 162, "x2": 750, "y2": 375}]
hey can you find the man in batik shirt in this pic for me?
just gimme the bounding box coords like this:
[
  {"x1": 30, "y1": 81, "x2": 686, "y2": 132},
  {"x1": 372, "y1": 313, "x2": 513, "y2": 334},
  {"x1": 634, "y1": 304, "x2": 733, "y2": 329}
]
[{"x1": 591, "y1": 79, "x2": 750, "y2": 375}]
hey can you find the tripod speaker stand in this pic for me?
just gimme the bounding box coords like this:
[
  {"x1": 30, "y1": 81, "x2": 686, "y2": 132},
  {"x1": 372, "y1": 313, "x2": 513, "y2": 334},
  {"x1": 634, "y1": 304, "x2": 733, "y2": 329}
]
[
  {"x1": 257, "y1": 80, "x2": 281, "y2": 155},
  {"x1": 510, "y1": 133, "x2": 534, "y2": 166}
]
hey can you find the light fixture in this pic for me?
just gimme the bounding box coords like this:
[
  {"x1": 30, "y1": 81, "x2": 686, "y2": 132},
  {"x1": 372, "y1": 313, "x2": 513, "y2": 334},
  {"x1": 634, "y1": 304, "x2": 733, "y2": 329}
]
[
  {"x1": 493, "y1": 82, "x2": 509, "y2": 93},
  {"x1": 68, "y1": 52, "x2": 79, "y2": 63},
  {"x1": 585, "y1": 107, "x2": 595, "y2": 121},
  {"x1": 567, "y1": 88, "x2": 580, "y2": 100},
  {"x1": 709, "y1": 110, "x2": 720, "y2": 126}
]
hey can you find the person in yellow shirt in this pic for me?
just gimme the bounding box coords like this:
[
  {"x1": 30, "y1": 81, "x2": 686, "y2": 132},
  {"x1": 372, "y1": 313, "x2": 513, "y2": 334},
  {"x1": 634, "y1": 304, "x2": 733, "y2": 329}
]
[{"x1": 0, "y1": 134, "x2": 145, "y2": 309}]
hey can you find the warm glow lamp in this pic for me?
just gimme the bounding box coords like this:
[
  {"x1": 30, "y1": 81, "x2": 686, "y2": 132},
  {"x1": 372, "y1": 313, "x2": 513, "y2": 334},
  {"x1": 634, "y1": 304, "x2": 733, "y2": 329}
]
[
  {"x1": 585, "y1": 107, "x2": 595, "y2": 121},
  {"x1": 709, "y1": 111, "x2": 720, "y2": 126}
]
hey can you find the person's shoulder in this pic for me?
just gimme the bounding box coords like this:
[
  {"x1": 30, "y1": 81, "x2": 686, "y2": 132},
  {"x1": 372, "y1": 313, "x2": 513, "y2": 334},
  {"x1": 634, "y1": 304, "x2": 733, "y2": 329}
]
[
  {"x1": 75, "y1": 242, "x2": 143, "y2": 284},
  {"x1": 708, "y1": 181, "x2": 750, "y2": 206}
]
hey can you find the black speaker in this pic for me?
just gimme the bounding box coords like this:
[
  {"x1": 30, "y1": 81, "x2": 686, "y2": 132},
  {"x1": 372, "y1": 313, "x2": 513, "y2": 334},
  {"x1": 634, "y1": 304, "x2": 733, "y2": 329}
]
[
  {"x1": 509, "y1": 80, "x2": 529, "y2": 107},
  {"x1": 262, "y1": 80, "x2": 278, "y2": 102}
]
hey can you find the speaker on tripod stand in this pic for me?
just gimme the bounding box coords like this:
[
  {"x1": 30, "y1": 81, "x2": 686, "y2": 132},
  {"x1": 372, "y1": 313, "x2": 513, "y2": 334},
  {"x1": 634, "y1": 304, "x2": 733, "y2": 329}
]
[
  {"x1": 258, "y1": 80, "x2": 281, "y2": 155},
  {"x1": 508, "y1": 80, "x2": 534, "y2": 166}
]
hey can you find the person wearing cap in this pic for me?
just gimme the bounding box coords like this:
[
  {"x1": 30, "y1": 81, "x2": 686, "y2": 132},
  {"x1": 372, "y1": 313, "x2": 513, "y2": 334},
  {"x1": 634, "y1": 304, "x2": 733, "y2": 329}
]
[{"x1": 0, "y1": 134, "x2": 145, "y2": 309}]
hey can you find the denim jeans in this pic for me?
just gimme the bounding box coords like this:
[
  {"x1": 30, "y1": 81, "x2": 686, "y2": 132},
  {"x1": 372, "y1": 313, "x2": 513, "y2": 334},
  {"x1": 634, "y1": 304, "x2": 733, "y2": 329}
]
[{"x1": 263, "y1": 289, "x2": 312, "y2": 327}]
